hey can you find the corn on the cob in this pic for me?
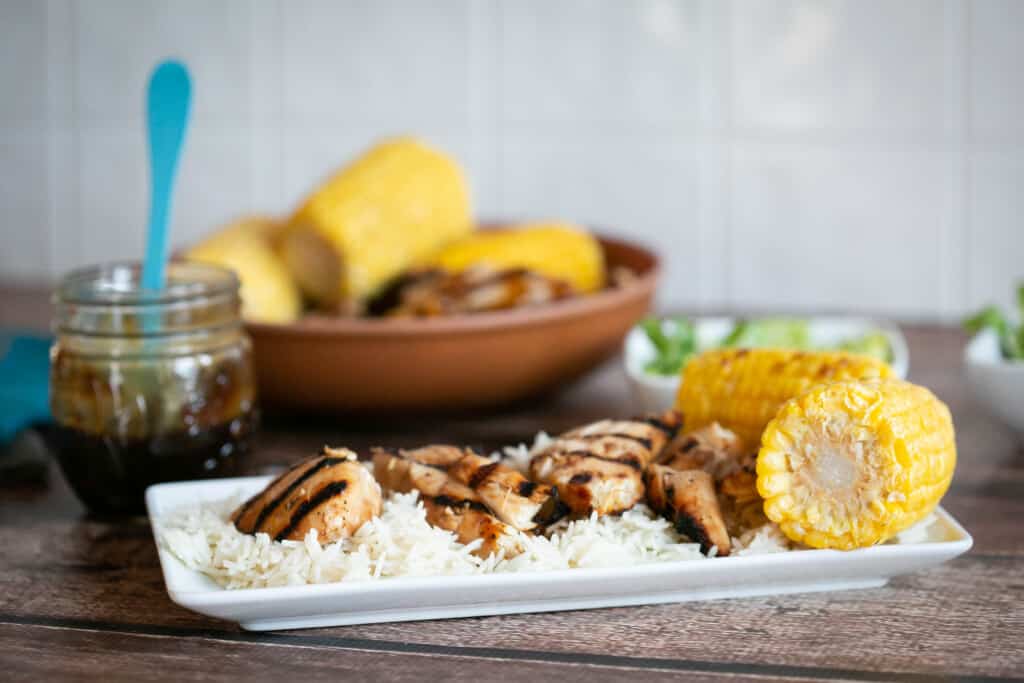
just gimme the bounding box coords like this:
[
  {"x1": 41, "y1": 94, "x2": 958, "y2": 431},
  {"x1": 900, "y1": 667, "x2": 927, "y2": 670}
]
[
  {"x1": 281, "y1": 137, "x2": 472, "y2": 309},
  {"x1": 757, "y1": 378, "x2": 956, "y2": 549},
  {"x1": 426, "y1": 222, "x2": 605, "y2": 293},
  {"x1": 675, "y1": 349, "x2": 893, "y2": 448},
  {"x1": 186, "y1": 215, "x2": 302, "y2": 323}
]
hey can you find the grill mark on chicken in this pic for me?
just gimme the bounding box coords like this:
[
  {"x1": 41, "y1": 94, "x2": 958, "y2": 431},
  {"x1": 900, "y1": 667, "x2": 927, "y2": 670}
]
[
  {"x1": 373, "y1": 448, "x2": 525, "y2": 556},
  {"x1": 530, "y1": 450, "x2": 643, "y2": 516},
  {"x1": 371, "y1": 449, "x2": 478, "y2": 502},
  {"x1": 467, "y1": 461, "x2": 500, "y2": 490},
  {"x1": 390, "y1": 445, "x2": 565, "y2": 531},
  {"x1": 421, "y1": 496, "x2": 523, "y2": 558},
  {"x1": 577, "y1": 432, "x2": 653, "y2": 451},
  {"x1": 399, "y1": 444, "x2": 465, "y2": 469},
  {"x1": 247, "y1": 456, "x2": 349, "y2": 534},
  {"x1": 273, "y1": 479, "x2": 349, "y2": 541},
  {"x1": 673, "y1": 506, "x2": 715, "y2": 553},
  {"x1": 529, "y1": 415, "x2": 684, "y2": 517},
  {"x1": 659, "y1": 479, "x2": 713, "y2": 549},
  {"x1": 563, "y1": 449, "x2": 643, "y2": 470},
  {"x1": 232, "y1": 449, "x2": 382, "y2": 546},
  {"x1": 531, "y1": 493, "x2": 569, "y2": 526},
  {"x1": 431, "y1": 493, "x2": 490, "y2": 513},
  {"x1": 563, "y1": 413, "x2": 683, "y2": 466},
  {"x1": 659, "y1": 423, "x2": 747, "y2": 479},
  {"x1": 644, "y1": 464, "x2": 731, "y2": 556},
  {"x1": 643, "y1": 416, "x2": 678, "y2": 437},
  {"x1": 231, "y1": 456, "x2": 316, "y2": 527}
]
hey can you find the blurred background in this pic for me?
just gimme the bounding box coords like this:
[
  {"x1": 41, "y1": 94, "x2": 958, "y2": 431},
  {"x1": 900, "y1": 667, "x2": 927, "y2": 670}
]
[{"x1": 1, "y1": 0, "x2": 1022, "y2": 320}]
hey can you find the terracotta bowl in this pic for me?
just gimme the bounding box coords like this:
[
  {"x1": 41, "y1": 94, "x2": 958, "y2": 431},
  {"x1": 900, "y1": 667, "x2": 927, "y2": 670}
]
[{"x1": 246, "y1": 234, "x2": 659, "y2": 414}]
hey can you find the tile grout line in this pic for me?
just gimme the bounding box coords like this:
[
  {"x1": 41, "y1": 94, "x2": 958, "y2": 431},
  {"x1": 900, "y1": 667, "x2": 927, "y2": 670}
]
[
  {"x1": 246, "y1": 0, "x2": 259, "y2": 211},
  {"x1": 275, "y1": 0, "x2": 285, "y2": 212},
  {"x1": 494, "y1": 2, "x2": 504, "y2": 216},
  {"x1": 694, "y1": 0, "x2": 712, "y2": 308},
  {"x1": 248, "y1": 0, "x2": 285, "y2": 213},
  {"x1": 467, "y1": 0, "x2": 493, "y2": 217},
  {"x1": 43, "y1": 0, "x2": 55, "y2": 281},
  {"x1": 44, "y1": 0, "x2": 73, "y2": 281},
  {"x1": 720, "y1": 0, "x2": 734, "y2": 310},
  {"x1": 70, "y1": 0, "x2": 81, "y2": 277},
  {"x1": 941, "y1": 0, "x2": 968, "y2": 321},
  {"x1": 959, "y1": 0, "x2": 972, "y2": 317}
]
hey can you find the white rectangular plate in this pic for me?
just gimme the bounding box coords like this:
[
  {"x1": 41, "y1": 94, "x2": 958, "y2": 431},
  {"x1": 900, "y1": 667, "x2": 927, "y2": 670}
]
[{"x1": 147, "y1": 477, "x2": 972, "y2": 632}]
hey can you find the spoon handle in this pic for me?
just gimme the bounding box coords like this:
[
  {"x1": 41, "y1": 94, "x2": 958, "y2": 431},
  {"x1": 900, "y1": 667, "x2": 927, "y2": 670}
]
[{"x1": 142, "y1": 60, "x2": 192, "y2": 291}]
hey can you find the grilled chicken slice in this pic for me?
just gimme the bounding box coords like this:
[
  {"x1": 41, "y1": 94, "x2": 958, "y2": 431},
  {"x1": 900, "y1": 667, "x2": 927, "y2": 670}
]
[
  {"x1": 644, "y1": 464, "x2": 731, "y2": 556},
  {"x1": 659, "y1": 422, "x2": 747, "y2": 478},
  {"x1": 372, "y1": 449, "x2": 523, "y2": 558},
  {"x1": 421, "y1": 496, "x2": 524, "y2": 559},
  {"x1": 401, "y1": 445, "x2": 566, "y2": 530},
  {"x1": 394, "y1": 444, "x2": 466, "y2": 468},
  {"x1": 718, "y1": 451, "x2": 767, "y2": 531},
  {"x1": 379, "y1": 266, "x2": 575, "y2": 317},
  {"x1": 530, "y1": 452, "x2": 643, "y2": 516},
  {"x1": 529, "y1": 411, "x2": 683, "y2": 516},
  {"x1": 659, "y1": 423, "x2": 765, "y2": 533},
  {"x1": 563, "y1": 413, "x2": 681, "y2": 467},
  {"x1": 232, "y1": 447, "x2": 382, "y2": 543},
  {"x1": 372, "y1": 448, "x2": 477, "y2": 500}
]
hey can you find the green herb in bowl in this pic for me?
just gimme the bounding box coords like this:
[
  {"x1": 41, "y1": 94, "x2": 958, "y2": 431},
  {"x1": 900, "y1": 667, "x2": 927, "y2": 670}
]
[
  {"x1": 641, "y1": 317, "x2": 698, "y2": 376},
  {"x1": 639, "y1": 317, "x2": 894, "y2": 377},
  {"x1": 721, "y1": 318, "x2": 811, "y2": 349},
  {"x1": 963, "y1": 283, "x2": 1024, "y2": 361}
]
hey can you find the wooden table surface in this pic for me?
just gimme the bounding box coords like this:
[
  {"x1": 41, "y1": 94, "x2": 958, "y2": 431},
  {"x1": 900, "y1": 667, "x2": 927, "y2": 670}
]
[{"x1": 1, "y1": 286, "x2": 1022, "y2": 681}]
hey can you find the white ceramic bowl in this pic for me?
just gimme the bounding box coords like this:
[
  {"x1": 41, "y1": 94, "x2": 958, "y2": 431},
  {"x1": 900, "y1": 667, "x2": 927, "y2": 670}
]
[
  {"x1": 625, "y1": 316, "x2": 910, "y2": 414},
  {"x1": 964, "y1": 329, "x2": 1024, "y2": 434}
]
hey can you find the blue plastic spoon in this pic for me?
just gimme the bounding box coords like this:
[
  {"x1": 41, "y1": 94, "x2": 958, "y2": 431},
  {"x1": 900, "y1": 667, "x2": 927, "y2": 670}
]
[{"x1": 141, "y1": 60, "x2": 192, "y2": 291}]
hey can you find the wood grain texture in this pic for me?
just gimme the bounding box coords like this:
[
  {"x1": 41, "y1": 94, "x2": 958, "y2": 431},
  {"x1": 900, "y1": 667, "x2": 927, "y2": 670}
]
[
  {"x1": 0, "y1": 623, "x2": 750, "y2": 683},
  {"x1": 1, "y1": 286, "x2": 1022, "y2": 680}
]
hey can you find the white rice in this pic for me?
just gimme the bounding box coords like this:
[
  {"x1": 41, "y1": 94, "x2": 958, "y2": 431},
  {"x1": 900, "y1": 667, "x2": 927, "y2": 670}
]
[{"x1": 155, "y1": 434, "x2": 792, "y2": 590}]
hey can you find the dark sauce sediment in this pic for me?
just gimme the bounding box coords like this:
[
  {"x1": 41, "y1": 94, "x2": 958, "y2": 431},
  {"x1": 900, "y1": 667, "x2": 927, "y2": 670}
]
[
  {"x1": 46, "y1": 410, "x2": 257, "y2": 515},
  {"x1": 48, "y1": 339, "x2": 258, "y2": 515}
]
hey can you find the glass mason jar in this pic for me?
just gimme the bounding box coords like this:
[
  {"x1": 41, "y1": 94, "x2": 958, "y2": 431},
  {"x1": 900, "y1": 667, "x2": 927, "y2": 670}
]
[{"x1": 49, "y1": 262, "x2": 258, "y2": 514}]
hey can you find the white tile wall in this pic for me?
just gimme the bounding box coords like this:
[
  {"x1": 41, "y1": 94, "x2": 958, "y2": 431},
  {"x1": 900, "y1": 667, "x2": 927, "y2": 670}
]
[
  {"x1": 968, "y1": 148, "x2": 1024, "y2": 314},
  {"x1": 969, "y1": 0, "x2": 1024, "y2": 139},
  {"x1": 500, "y1": 130, "x2": 702, "y2": 308},
  {"x1": 732, "y1": 0, "x2": 951, "y2": 134},
  {"x1": 499, "y1": 0, "x2": 703, "y2": 127},
  {"x1": 0, "y1": 0, "x2": 1022, "y2": 319},
  {"x1": 0, "y1": 0, "x2": 48, "y2": 279},
  {"x1": 730, "y1": 142, "x2": 949, "y2": 314},
  {"x1": 74, "y1": 0, "x2": 254, "y2": 126}
]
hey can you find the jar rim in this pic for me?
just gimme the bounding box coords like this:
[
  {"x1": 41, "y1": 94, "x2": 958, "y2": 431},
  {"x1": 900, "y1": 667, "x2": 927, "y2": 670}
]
[{"x1": 55, "y1": 261, "x2": 239, "y2": 307}]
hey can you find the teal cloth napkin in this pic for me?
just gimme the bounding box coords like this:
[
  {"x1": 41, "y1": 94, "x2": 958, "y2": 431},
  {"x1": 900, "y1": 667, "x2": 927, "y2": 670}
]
[{"x1": 0, "y1": 333, "x2": 52, "y2": 445}]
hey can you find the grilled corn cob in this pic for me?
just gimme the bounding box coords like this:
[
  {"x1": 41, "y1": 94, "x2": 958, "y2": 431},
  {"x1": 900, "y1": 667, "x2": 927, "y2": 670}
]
[
  {"x1": 675, "y1": 349, "x2": 893, "y2": 447},
  {"x1": 426, "y1": 222, "x2": 605, "y2": 294},
  {"x1": 757, "y1": 378, "x2": 956, "y2": 549},
  {"x1": 281, "y1": 137, "x2": 472, "y2": 309},
  {"x1": 186, "y1": 215, "x2": 302, "y2": 323}
]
